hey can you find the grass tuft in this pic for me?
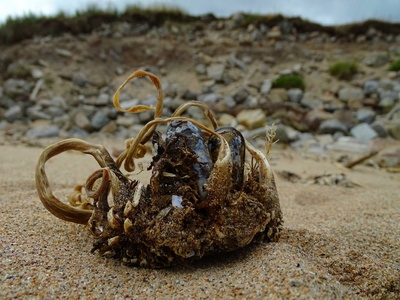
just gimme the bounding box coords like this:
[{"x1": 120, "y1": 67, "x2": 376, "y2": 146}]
[
  {"x1": 272, "y1": 74, "x2": 305, "y2": 90},
  {"x1": 388, "y1": 60, "x2": 400, "y2": 72},
  {"x1": 329, "y1": 61, "x2": 358, "y2": 80}
]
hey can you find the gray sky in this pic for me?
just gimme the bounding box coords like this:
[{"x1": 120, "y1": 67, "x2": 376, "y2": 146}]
[{"x1": 1, "y1": 0, "x2": 400, "y2": 25}]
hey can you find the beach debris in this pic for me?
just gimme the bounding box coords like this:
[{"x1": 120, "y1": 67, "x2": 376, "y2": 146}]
[
  {"x1": 35, "y1": 70, "x2": 283, "y2": 268},
  {"x1": 342, "y1": 151, "x2": 379, "y2": 169},
  {"x1": 276, "y1": 170, "x2": 301, "y2": 183},
  {"x1": 305, "y1": 173, "x2": 356, "y2": 188}
]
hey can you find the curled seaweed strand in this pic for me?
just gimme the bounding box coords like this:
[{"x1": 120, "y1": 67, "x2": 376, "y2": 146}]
[
  {"x1": 35, "y1": 138, "x2": 115, "y2": 224},
  {"x1": 171, "y1": 101, "x2": 218, "y2": 130},
  {"x1": 85, "y1": 169, "x2": 110, "y2": 199}
]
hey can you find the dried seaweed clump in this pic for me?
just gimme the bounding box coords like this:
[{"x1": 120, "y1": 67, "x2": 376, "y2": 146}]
[{"x1": 35, "y1": 70, "x2": 283, "y2": 268}]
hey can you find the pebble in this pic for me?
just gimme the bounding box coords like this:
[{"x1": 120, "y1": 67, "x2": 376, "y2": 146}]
[
  {"x1": 301, "y1": 92, "x2": 323, "y2": 109},
  {"x1": 371, "y1": 121, "x2": 388, "y2": 138},
  {"x1": 74, "y1": 111, "x2": 92, "y2": 131},
  {"x1": 269, "y1": 88, "x2": 288, "y2": 103},
  {"x1": 326, "y1": 136, "x2": 370, "y2": 153},
  {"x1": 207, "y1": 64, "x2": 225, "y2": 81},
  {"x1": 233, "y1": 87, "x2": 250, "y2": 104},
  {"x1": 287, "y1": 88, "x2": 303, "y2": 103},
  {"x1": 364, "y1": 81, "x2": 379, "y2": 95},
  {"x1": 26, "y1": 106, "x2": 51, "y2": 120},
  {"x1": 260, "y1": 79, "x2": 272, "y2": 96},
  {"x1": 356, "y1": 109, "x2": 376, "y2": 124},
  {"x1": 236, "y1": 109, "x2": 267, "y2": 130},
  {"x1": 4, "y1": 105, "x2": 23, "y2": 122},
  {"x1": 350, "y1": 123, "x2": 378, "y2": 142},
  {"x1": 26, "y1": 125, "x2": 60, "y2": 138},
  {"x1": 3, "y1": 79, "x2": 32, "y2": 96},
  {"x1": 338, "y1": 87, "x2": 364, "y2": 102},
  {"x1": 319, "y1": 119, "x2": 348, "y2": 135},
  {"x1": 217, "y1": 113, "x2": 237, "y2": 127},
  {"x1": 387, "y1": 121, "x2": 400, "y2": 139},
  {"x1": 95, "y1": 93, "x2": 111, "y2": 106},
  {"x1": 90, "y1": 111, "x2": 110, "y2": 130},
  {"x1": 363, "y1": 53, "x2": 389, "y2": 67}
]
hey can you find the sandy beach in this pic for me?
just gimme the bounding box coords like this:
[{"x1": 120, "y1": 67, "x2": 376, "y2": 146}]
[{"x1": 0, "y1": 138, "x2": 399, "y2": 299}]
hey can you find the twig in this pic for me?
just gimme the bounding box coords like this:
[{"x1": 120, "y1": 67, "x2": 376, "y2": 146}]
[{"x1": 343, "y1": 151, "x2": 379, "y2": 169}]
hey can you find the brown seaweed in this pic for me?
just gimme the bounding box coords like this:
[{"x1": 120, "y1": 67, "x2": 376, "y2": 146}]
[{"x1": 35, "y1": 70, "x2": 283, "y2": 268}]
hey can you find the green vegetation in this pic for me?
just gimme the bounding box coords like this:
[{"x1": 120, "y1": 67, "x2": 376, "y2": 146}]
[
  {"x1": 329, "y1": 61, "x2": 359, "y2": 80},
  {"x1": 0, "y1": 3, "x2": 191, "y2": 45},
  {"x1": 272, "y1": 74, "x2": 305, "y2": 90},
  {"x1": 388, "y1": 60, "x2": 400, "y2": 72}
]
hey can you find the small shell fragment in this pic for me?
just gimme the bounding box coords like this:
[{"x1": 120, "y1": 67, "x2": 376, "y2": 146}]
[
  {"x1": 124, "y1": 218, "x2": 133, "y2": 233},
  {"x1": 107, "y1": 208, "x2": 121, "y2": 230},
  {"x1": 108, "y1": 236, "x2": 120, "y2": 246}
]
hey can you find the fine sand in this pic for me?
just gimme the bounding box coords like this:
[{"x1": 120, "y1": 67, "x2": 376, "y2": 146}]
[{"x1": 0, "y1": 139, "x2": 399, "y2": 299}]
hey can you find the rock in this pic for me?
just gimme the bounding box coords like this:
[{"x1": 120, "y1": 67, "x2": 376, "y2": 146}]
[
  {"x1": 387, "y1": 121, "x2": 400, "y2": 139},
  {"x1": 138, "y1": 110, "x2": 153, "y2": 123},
  {"x1": 100, "y1": 121, "x2": 117, "y2": 134},
  {"x1": 338, "y1": 87, "x2": 364, "y2": 102},
  {"x1": 66, "y1": 127, "x2": 90, "y2": 138},
  {"x1": 217, "y1": 113, "x2": 237, "y2": 127},
  {"x1": 371, "y1": 121, "x2": 388, "y2": 138},
  {"x1": 39, "y1": 96, "x2": 67, "y2": 109},
  {"x1": 207, "y1": 64, "x2": 225, "y2": 81},
  {"x1": 26, "y1": 125, "x2": 60, "y2": 138},
  {"x1": 228, "y1": 54, "x2": 246, "y2": 71},
  {"x1": 3, "y1": 78, "x2": 32, "y2": 97},
  {"x1": 45, "y1": 106, "x2": 64, "y2": 118},
  {"x1": 31, "y1": 69, "x2": 44, "y2": 79},
  {"x1": 305, "y1": 109, "x2": 333, "y2": 131},
  {"x1": 260, "y1": 79, "x2": 272, "y2": 96},
  {"x1": 301, "y1": 92, "x2": 323, "y2": 109},
  {"x1": 26, "y1": 106, "x2": 51, "y2": 120},
  {"x1": 350, "y1": 123, "x2": 378, "y2": 142},
  {"x1": 319, "y1": 119, "x2": 348, "y2": 135},
  {"x1": 273, "y1": 125, "x2": 290, "y2": 144},
  {"x1": 182, "y1": 90, "x2": 198, "y2": 100},
  {"x1": 52, "y1": 114, "x2": 70, "y2": 130},
  {"x1": 269, "y1": 88, "x2": 288, "y2": 103},
  {"x1": 195, "y1": 64, "x2": 206, "y2": 75},
  {"x1": 324, "y1": 99, "x2": 345, "y2": 112},
  {"x1": 267, "y1": 26, "x2": 282, "y2": 39},
  {"x1": 116, "y1": 115, "x2": 136, "y2": 127},
  {"x1": 363, "y1": 53, "x2": 389, "y2": 67},
  {"x1": 326, "y1": 136, "x2": 370, "y2": 153},
  {"x1": 119, "y1": 99, "x2": 140, "y2": 111},
  {"x1": 90, "y1": 111, "x2": 110, "y2": 130},
  {"x1": 74, "y1": 111, "x2": 92, "y2": 131},
  {"x1": 4, "y1": 105, "x2": 23, "y2": 122},
  {"x1": 72, "y1": 75, "x2": 89, "y2": 88},
  {"x1": 95, "y1": 93, "x2": 111, "y2": 106},
  {"x1": 379, "y1": 97, "x2": 396, "y2": 111},
  {"x1": 378, "y1": 90, "x2": 398, "y2": 110},
  {"x1": 198, "y1": 93, "x2": 219, "y2": 103},
  {"x1": 0, "y1": 120, "x2": 9, "y2": 130},
  {"x1": 287, "y1": 88, "x2": 303, "y2": 103},
  {"x1": 356, "y1": 109, "x2": 376, "y2": 124},
  {"x1": 379, "y1": 78, "x2": 394, "y2": 90},
  {"x1": 364, "y1": 81, "x2": 379, "y2": 95},
  {"x1": 228, "y1": 12, "x2": 246, "y2": 29},
  {"x1": 222, "y1": 95, "x2": 236, "y2": 109},
  {"x1": 236, "y1": 109, "x2": 267, "y2": 130},
  {"x1": 55, "y1": 48, "x2": 72, "y2": 57},
  {"x1": 233, "y1": 87, "x2": 250, "y2": 104}
]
